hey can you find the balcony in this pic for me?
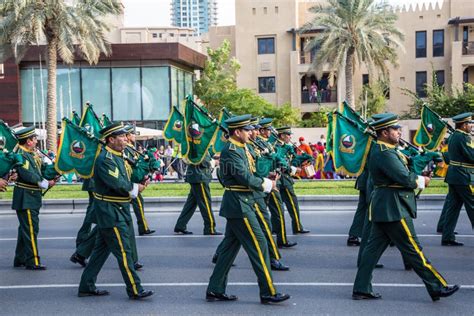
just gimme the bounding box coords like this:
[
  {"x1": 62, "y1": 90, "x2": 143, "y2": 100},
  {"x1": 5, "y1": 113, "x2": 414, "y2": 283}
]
[
  {"x1": 301, "y1": 89, "x2": 337, "y2": 104},
  {"x1": 463, "y1": 41, "x2": 474, "y2": 55}
]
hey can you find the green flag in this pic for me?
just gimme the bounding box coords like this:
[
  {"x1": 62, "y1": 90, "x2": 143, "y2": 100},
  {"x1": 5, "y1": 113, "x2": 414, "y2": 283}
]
[
  {"x1": 0, "y1": 151, "x2": 23, "y2": 178},
  {"x1": 332, "y1": 113, "x2": 373, "y2": 176},
  {"x1": 0, "y1": 120, "x2": 18, "y2": 152},
  {"x1": 211, "y1": 108, "x2": 232, "y2": 155},
  {"x1": 164, "y1": 105, "x2": 185, "y2": 143},
  {"x1": 339, "y1": 101, "x2": 367, "y2": 128},
  {"x1": 413, "y1": 105, "x2": 448, "y2": 151},
  {"x1": 182, "y1": 96, "x2": 219, "y2": 165},
  {"x1": 55, "y1": 118, "x2": 102, "y2": 178},
  {"x1": 79, "y1": 103, "x2": 103, "y2": 138},
  {"x1": 71, "y1": 111, "x2": 81, "y2": 125},
  {"x1": 101, "y1": 114, "x2": 113, "y2": 127}
]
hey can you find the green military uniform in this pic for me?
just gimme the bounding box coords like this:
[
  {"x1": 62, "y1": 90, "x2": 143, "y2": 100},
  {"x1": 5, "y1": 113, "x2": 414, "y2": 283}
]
[
  {"x1": 256, "y1": 135, "x2": 289, "y2": 246},
  {"x1": 124, "y1": 143, "x2": 153, "y2": 235},
  {"x1": 207, "y1": 115, "x2": 285, "y2": 301},
  {"x1": 174, "y1": 152, "x2": 218, "y2": 235},
  {"x1": 70, "y1": 179, "x2": 97, "y2": 266},
  {"x1": 436, "y1": 142, "x2": 451, "y2": 233},
  {"x1": 79, "y1": 123, "x2": 150, "y2": 299},
  {"x1": 354, "y1": 114, "x2": 452, "y2": 300},
  {"x1": 256, "y1": 119, "x2": 297, "y2": 247},
  {"x1": 247, "y1": 139, "x2": 282, "y2": 264},
  {"x1": 347, "y1": 169, "x2": 369, "y2": 245},
  {"x1": 274, "y1": 127, "x2": 308, "y2": 234},
  {"x1": 75, "y1": 179, "x2": 95, "y2": 247},
  {"x1": 73, "y1": 147, "x2": 141, "y2": 266},
  {"x1": 441, "y1": 113, "x2": 474, "y2": 245},
  {"x1": 12, "y1": 127, "x2": 55, "y2": 269}
]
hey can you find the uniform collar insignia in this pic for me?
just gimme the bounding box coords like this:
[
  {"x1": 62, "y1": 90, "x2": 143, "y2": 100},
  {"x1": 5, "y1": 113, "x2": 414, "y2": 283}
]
[
  {"x1": 105, "y1": 146, "x2": 123, "y2": 156},
  {"x1": 376, "y1": 140, "x2": 397, "y2": 149},
  {"x1": 229, "y1": 137, "x2": 245, "y2": 148},
  {"x1": 19, "y1": 145, "x2": 34, "y2": 153}
]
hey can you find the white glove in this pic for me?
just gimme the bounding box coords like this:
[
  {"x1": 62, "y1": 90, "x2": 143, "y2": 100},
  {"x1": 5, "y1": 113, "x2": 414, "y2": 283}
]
[{"x1": 290, "y1": 166, "x2": 297, "y2": 176}]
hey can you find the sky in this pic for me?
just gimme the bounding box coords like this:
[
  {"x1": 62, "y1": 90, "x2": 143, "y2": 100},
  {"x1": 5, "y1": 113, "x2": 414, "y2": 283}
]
[
  {"x1": 121, "y1": 0, "x2": 443, "y2": 27},
  {"x1": 121, "y1": 0, "x2": 236, "y2": 27}
]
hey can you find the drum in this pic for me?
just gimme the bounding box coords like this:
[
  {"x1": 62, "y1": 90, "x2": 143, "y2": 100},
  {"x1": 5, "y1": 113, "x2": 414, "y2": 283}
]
[{"x1": 303, "y1": 164, "x2": 316, "y2": 178}]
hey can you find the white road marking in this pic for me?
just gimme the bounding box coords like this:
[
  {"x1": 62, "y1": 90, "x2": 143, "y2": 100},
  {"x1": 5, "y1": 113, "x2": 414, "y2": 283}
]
[
  {"x1": 0, "y1": 233, "x2": 473, "y2": 241},
  {"x1": 0, "y1": 282, "x2": 472, "y2": 290}
]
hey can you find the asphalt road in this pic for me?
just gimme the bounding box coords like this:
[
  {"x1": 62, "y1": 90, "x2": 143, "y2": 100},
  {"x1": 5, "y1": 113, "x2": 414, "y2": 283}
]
[{"x1": 1, "y1": 208, "x2": 474, "y2": 315}]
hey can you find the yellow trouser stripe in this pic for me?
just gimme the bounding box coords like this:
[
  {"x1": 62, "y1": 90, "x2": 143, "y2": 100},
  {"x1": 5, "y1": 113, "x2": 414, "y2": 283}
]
[
  {"x1": 368, "y1": 203, "x2": 372, "y2": 221},
  {"x1": 255, "y1": 203, "x2": 280, "y2": 260},
  {"x1": 271, "y1": 192, "x2": 286, "y2": 244},
  {"x1": 243, "y1": 217, "x2": 276, "y2": 296},
  {"x1": 285, "y1": 188, "x2": 301, "y2": 231},
  {"x1": 113, "y1": 227, "x2": 138, "y2": 295},
  {"x1": 400, "y1": 218, "x2": 448, "y2": 287},
  {"x1": 201, "y1": 183, "x2": 214, "y2": 234},
  {"x1": 26, "y1": 210, "x2": 39, "y2": 266},
  {"x1": 136, "y1": 196, "x2": 149, "y2": 231}
]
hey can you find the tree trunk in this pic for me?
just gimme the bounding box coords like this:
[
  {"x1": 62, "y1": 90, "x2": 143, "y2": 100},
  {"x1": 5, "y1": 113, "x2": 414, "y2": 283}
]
[
  {"x1": 345, "y1": 47, "x2": 355, "y2": 108},
  {"x1": 46, "y1": 37, "x2": 58, "y2": 152}
]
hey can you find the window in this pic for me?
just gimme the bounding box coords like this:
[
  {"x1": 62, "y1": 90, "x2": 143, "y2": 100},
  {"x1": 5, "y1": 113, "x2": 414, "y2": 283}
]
[
  {"x1": 258, "y1": 76, "x2": 275, "y2": 93},
  {"x1": 464, "y1": 68, "x2": 469, "y2": 84},
  {"x1": 275, "y1": 6, "x2": 279, "y2": 14},
  {"x1": 416, "y1": 31, "x2": 427, "y2": 58},
  {"x1": 416, "y1": 71, "x2": 427, "y2": 97},
  {"x1": 263, "y1": 7, "x2": 267, "y2": 14},
  {"x1": 112, "y1": 68, "x2": 141, "y2": 120},
  {"x1": 362, "y1": 74, "x2": 369, "y2": 85},
  {"x1": 142, "y1": 67, "x2": 170, "y2": 120},
  {"x1": 21, "y1": 68, "x2": 48, "y2": 123},
  {"x1": 435, "y1": 70, "x2": 445, "y2": 87},
  {"x1": 0, "y1": 63, "x2": 4, "y2": 79},
  {"x1": 433, "y1": 30, "x2": 444, "y2": 57},
  {"x1": 152, "y1": 33, "x2": 157, "y2": 38},
  {"x1": 82, "y1": 68, "x2": 112, "y2": 118},
  {"x1": 257, "y1": 37, "x2": 275, "y2": 54},
  {"x1": 252, "y1": 8, "x2": 256, "y2": 15}
]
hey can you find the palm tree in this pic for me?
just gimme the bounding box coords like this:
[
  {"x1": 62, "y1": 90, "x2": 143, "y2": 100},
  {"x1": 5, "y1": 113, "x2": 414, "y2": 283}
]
[
  {"x1": 302, "y1": 0, "x2": 404, "y2": 107},
  {"x1": 0, "y1": 0, "x2": 122, "y2": 151}
]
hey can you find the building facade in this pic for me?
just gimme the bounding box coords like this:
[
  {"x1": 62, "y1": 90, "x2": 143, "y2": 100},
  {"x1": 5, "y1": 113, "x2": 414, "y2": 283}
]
[
  {"x1": 171, "y1": 0, "x2": 218, "y2": 36},
  {"x1": 0, "y1": 20, "x2": 206, "y2": 129},
  {"x1": 220, "y1": 0, "x2": 474, "y2": 118}
]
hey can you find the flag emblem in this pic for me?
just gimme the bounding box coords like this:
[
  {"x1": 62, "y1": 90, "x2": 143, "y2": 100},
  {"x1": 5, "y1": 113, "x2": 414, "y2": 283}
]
[
  {"x1": 70, "y1": 140, "x2": 86, "y2": 159},
  {"x1": 173, "y1": 120, "x2": 183, "y2": 131},
  {"x1": 188, "y1": 122, "x2": 203, "y2": 139},
  {"x1": 340, "y1": 134, "x2": 356, "y2": 153},
  {"x1": 426, "y1": 123, "x2": 434, "y2": 133}
]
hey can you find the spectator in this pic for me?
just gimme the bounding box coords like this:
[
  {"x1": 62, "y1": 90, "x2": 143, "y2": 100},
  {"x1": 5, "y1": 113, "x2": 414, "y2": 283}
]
[
  {"x1": 298, "y1": 137, "x2": 313, "y2": 156},
  {"x1": 310, "y1": 82, "x2": 318, "y2": 103},
  {"x1": 320, "y1": 134, "x2": 326, "y2": 147},
  {"x1": 172, "y1": 143, "x2": 183, "y2": 180},
  {"x1": 164, "y1": 144, "x2": 173, "y2": 175}
]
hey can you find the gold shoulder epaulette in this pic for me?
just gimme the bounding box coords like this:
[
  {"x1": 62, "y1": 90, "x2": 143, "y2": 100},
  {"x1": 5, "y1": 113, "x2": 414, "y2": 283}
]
[
  {"x1": 106, "y1": 151, "x2": 113, "y2": 159},
  {"x1": 229, "y1": 143, "x2": 236, "y2": 151},
  {"x1": 379, "y1": 143, "x2": 388, "y2": 152}
]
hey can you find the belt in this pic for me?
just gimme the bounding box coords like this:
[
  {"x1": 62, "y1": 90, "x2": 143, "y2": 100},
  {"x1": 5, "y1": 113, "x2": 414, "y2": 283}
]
[
  {"x1": 450, "y1": 161, "x2": 474, "y2": 168},
  {"x1": 16, "y1": 182, "x2": 41, "y2": 191},
  {"x1": 374, "y1": 184, "x2": 405, "y2": 189},
  {"x1": 225, "y1": 185, "x2": 252, "y2": 192},
  {"x1": 93, "y1": 192, "x2": 131, "y2": 203}
]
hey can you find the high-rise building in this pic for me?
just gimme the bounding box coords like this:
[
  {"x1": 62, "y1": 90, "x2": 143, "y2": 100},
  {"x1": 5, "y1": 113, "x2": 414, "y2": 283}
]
[{"x1": 171, "y1": 0, "x2": 218, "y2": 36}]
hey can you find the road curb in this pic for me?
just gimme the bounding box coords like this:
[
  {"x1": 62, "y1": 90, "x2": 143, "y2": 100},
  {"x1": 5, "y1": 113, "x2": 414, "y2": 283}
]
[{"x1": 0, "y1": 194, "x2": 447, "y2": 215}]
